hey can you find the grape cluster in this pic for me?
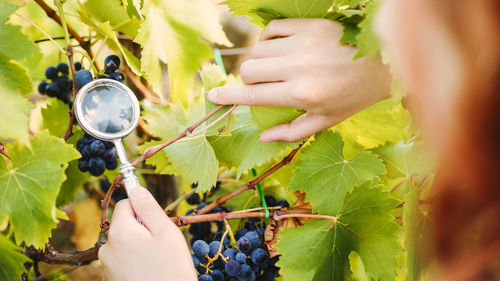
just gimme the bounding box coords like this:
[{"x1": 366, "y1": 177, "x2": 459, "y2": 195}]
[
  {"x1": 100, "y1": 178, "x2": 127, "y2": 202},
  {"x1": 38, "y1": 62, "x2": 78, "y2": 106},
  {"x1": 192, "y1": 227, "x2": 280, "y2": 281},
  {"x1": 74, "y1": 55, "x2": 124, "y2": 88},
  {"x1": 76, "y1": 134, "x2": 118, "y2": 177},
  {"x1": 191, "y1": 195, "x2": 287, "y2": 281}
]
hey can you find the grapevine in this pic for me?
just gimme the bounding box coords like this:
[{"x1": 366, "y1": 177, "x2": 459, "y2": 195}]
[{"x1": 0, "y1": 1, "x2": 435, "y2": 281}]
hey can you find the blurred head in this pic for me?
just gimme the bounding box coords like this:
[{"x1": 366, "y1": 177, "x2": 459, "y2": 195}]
[{"x1": 375, "y1": 0, "x2": 500, "y2": 279}]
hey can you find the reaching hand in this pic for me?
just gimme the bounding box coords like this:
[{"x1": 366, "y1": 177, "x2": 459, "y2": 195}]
[
  {"x1": 98, "y1": 188, "x2": 197, "y2": 281},
  {"x1": 208, "y1": 18, "x2": 392, "y2": 142}
]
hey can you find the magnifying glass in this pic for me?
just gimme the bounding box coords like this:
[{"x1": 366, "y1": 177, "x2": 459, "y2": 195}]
[{"x1": 74, "y1": 79, "x2": 142, "y2": 196}]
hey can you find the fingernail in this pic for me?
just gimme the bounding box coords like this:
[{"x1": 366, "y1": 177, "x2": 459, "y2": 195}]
[
  {"x1": 130, "y1": 187, "x2": 148, "y2": 199},
  {"x1": 207, "y1": 89, "x2": 218, "y2": 102}
]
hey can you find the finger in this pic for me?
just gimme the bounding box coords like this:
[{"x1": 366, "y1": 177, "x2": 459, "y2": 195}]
[
  {"x1": 259, "y1": 113, "x2": 340, "y2": 142},
  {"x1": 240, "y1": 57, "x2": 289, "y2": 84},
  {"x1": 128, "y1": 187, "x2": 173, "y2": 236},
  {"x1": 250, "y1": 37, "x2": 295, "y2": 58},
  {"x1": 207, "y1": 83, "x2": 299, "y2": 107},
  {"x1": 260, "y1": 18, "x2": 304, "y2": 40},
  {"x1": 110, "y1": 199, "x2": 136, "y2": 226}
]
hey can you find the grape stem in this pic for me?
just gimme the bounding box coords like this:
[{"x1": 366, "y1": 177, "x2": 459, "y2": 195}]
[
  {"x1": 196, "y1": 143, "x2": 304, "y2": 215},
  {"x1": 122, "y1": 66, "x2": 167, "y2": 106}
]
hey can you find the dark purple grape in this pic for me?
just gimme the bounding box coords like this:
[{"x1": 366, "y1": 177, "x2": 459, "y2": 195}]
[
  {"x1": 88, "y1": 157, "x2": 106, "y2": 176},
  {"x1": 81, "y1": 145, "x2": 91, "y2": 158},
  {"x1": 209, "y1": 241, "x2": 220, "y2": 257},
  {"x1": 103, "y1": 141, "x2": 114, "y2": 149},
  {"x1": 109, "y1": 71, "x2": 124, "y2": 82},
  {"x1": 236, "y1": 229, "x2": 249, "y2": 240},
  {"x1": 193, "y1": 240, "x2": 210, "y2": 258},
  {"x1": 210, "y1": 270, "x2": 224, "y2": 281},
  {"x1": 74, "y1": 61, "x2": 82, "y2": 71},
  {"x1": 38, "y1": 81, "x2": 49, "y2": 94},
  {"x1": 75, "y1": 69, "x2": 93, "y2": 87},
  {"x1": 187, "y1": 193, "x2": 201, "y2": 205},
  {"x1": 45, "y1": 66, "x2": 58, "y2": 80},
  {"x1": 191, "y1": 254, "x2": 199, "y2": 267},
  {"x1": 240, "y1": 264, "x2": 252, "y2": 280},
  {"x1": 78, "y1": 158, "x2": 89, "y2": 172},
  {"x1": 237, "y1": 237, "x2": 252, "y2": 254},
  {"x1": 106, "y1": 159, "x2": 118, "y2": 170},
  {"x1": 104, "y1": 55, "x2": 120, "y2": 72},
  {"x1": 46, "y1": 83, "x2": 60, "y2": 97},
  {"x1": 264, "y1": 195, "x2": 277, "y2": 207},
  {"x1": 198, "y1": 275, "x2": 213, "y2": 281},
  {"x1": 225, "y1": 260, "x2": 241, "y2": 277},
  {"x1": 235, "y1": 252, "x2": 246, "y2": 264},
  {"x1": 277, "y1": 200, "x2": 290, "y2": 208},
  {"x1": 223, "y1": 248, "x2": 237, "y2": 261},
  {"x1": 251, "y1": 248, "x2": 269, "y2": 265},
  {"x1": 90, "y1": 140, "x2": 105, "y2": 155},
  {"x1": 56, "y1": 62, "x2": 69, "y2": 75},
  {"x1": 244, "y1": 231, "x2": 261, "y2": 249},
  {"x1": 103, "y1": 148, "x2": 117, "y2": 162}
]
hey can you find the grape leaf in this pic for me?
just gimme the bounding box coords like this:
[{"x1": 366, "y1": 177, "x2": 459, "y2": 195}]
[
  {"x1": 41, "y1": 98, "x2": 69, "y2": 137},
  {"x1": 403, "y1": 186, "x2": 432, "y2": 281},
  {"x1": 289, "y1": 130, "x2": 386, "y2": 214},
  {"x1": 81, "y1": 0, "x2": 141, "y2": 37},
  {"x1": 250, "y1": 106, "x2": 302, "y2": 130},
  {"x1": 209, "y1": 106, "x2": 299, "y2": 178},
  {"x1": 134, "y1": 0, "x2": 231, "y2": 104},
  {"x1": 0, "y1": 56, "x2": 33, "y2": 143},
  {"x1": 276, "y1": 181, "x2": 401, "y2": 281},
  {"x1": 0, "y1": 131, "x2": 80, "y2": 247},
  {"x1": 0, "y1": 1, "x2": 18, "y2": 23},
  {"x1": 0, "y1": 235, "x2": 28, "y2": 281},
  {"x1": 57, "y1": 131, "x2": 90, "y2": 207},
  {"x1": 334, "y1": 99, "x2": 411, "y2": 151},
  {"x1": 200, "y1": 64, "x2": 234, "y2": 136},
  {"x1": 140, "y1": 104, "x2": 218, "y2": 191},
  {"x1": 0, "y1": 17, "x2": 38, "y2": 62},
  {"x1": 353, "y1": 0, "x2": 380, "y2": 59},
  {"x1": 70, "y1": 198, "x2": 101, "y2": 250}
]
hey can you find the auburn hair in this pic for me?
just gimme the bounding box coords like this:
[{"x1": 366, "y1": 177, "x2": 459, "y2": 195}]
[{"x1": 427, "y1": 0, "x2": 500, "y2": 280}]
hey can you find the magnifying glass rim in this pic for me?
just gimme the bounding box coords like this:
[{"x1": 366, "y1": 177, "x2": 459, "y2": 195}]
[{"x1": 74, "y1": 78, "x2": 140, "y2": 141}]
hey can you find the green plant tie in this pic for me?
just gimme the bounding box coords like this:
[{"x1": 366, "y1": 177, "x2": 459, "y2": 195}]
[
  {"x1": 212, "y1": 49, "x2": 269, "y2": 220},
  {"x1": 252, "y1": 168, "x2": 269, "y2": 220}
]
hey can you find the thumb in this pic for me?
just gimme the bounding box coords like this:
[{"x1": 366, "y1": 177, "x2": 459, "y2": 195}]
[{"x1": 128, "y1": 187, "x2": 169, "y2": 235}]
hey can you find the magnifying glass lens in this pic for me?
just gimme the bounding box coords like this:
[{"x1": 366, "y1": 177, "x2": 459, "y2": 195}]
[{"x1": 81, "y1": 85, "x2": 135, "y2": 135}]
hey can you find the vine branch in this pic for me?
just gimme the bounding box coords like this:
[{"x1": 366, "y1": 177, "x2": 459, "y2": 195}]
[{"x1": 0, "y1": 141, "x2": 9, "y2": 159}]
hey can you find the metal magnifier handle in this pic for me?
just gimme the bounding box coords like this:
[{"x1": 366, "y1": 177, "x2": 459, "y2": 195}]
[{"x1": 112, "y1": 139, "x2": 144, "y2": 225}]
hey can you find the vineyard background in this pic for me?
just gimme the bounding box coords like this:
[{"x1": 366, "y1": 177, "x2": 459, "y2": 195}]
[{"x1": 0, "y1": 0, "x2": 436, "y2": 280}]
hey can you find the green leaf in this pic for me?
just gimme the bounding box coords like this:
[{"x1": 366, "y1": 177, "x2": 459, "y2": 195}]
[
  {"x1": 134, "y1": 0, "x2": 231, "y2": 104},
  {"x1": 353, "y1": 0, "x2": 380, "y2": 59},
  {"x1": 57, "y1": 131, "x2": 90, "y2": 207},
  {"x1": 403, "y1": 186, "x2": 432, "y2": 281},
  {"x1": 0, "y1": 131, "x2": 80, "y2": 246},
  {"x1": 0, "y1": 235, "x2": 28, "y2": 281},
  {"x1": 250, "y1": 106, "x2": 302, "y2": 130},
  {"x1": 140, "y1": 104, "x2": 218, "y2": 191},
  {"x1": 81, "y1": 0, "x2": 141, "y2": 37},
  {"x1": 340, "y1": 23, "x2": 360, "y2": 46},
  {"x1": 289, "y1": 130, "x2": 386, "y2": 214},
  {"x1": 0, "y1": 56, "x2": 33, "y2": 143},
  {"x1": 0, "y1": 14, "x2": 38, "y2": 61},
  {"x1": 209, "y1": 106, "x2": 298, "y2": 178},
  {"x1": 334, "y1": 99, "x2": 411, "y2": 151},
  {"x1": 0, "y1": 1, "x2": 18, "y2": 23},
  {"x1": 41, "y1": 98, "x2": 70, "y2": 137},
  {"x1": 200, "y1": 64, "x2": 234, "y2": 136},
  {"x1": 276, "y1": 181, "x2": 401, "y2": 281}
]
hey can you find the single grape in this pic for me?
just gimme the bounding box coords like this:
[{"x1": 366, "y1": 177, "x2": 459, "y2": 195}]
[
  {"x1": 209, "y1": 241, "x2": 221, "y2": 257},
  {"x1": 109, "y1": 71, "x2": 124, "y2": 82},
  {"x1": 213, "y1": 257, "x2": 226, "y2": 270},
  {"x1": 240, "y1": 264, "x2": 252, "y2": 280},
  {"x1": 46, "y1": 83, "x2": 60, "y2": 97},
  {"x1": 210, "y1": 269, "x2": 224, "y2": 281},
  {"x1": 193, "y1": 240, "x2": 210, "y2": 258},
  {"x1": 196, "y1": 203, "x2": 207, "y2": 211},
  {"x1": 90, "y1": 140, "x2": 105, "y2": 155},
  {"x1": 75, "y1": 69, "x2": 93, "y2": 87},
  {"x1": 244, "y1": 231, "x2": 261, "y2": 249},
  {"x1": 106, "y1": 159, "x2": 118, "y2": 170},
  {"x1": 103, "y1": 148, "x2": 117, "y2": 162},
  {"x1": 237, "y1": 237, "x2": 252, "y2": 254},
  {"x1": 74, "y1": 61, "x2": 82, "y2": 71},
  {"x1": 80, "y1": 145, "x2": 91, "y2": 158},
  {"x1": 277, "y1": 200, "x2": 290, "y2": 208},
  {"x1": 88, "y1": 157, "x2": 106, "y2": 177},
  {"x1": 103, "y1": 141, "x2": 114, "y2": 149},
  {"x1": 235, "y1": 229, "x2": 249, "y2": 240},
  {"x1": 104, "y1": 55, "x2": 120, "y2": 72},
  {"x1": 223, "y1": 248, "x2": 238, "y2": 260},
  {"x1": 250, "y1": 248, "x2": 269, "y2": 265},
  {"x1": 264, "y1": 195, "x2": 277, "y2": 207},
  {"x1": 38, "y1": 81, "x2": 49, "y2": 94},
  {"x1": 45, "y1": 66, "x2": 58, "y2": 80},
  {"x1": 56, "y1": 62, "x2": 69, "y2": 75},
  {"x1": 235, "y1": 252, "x2": 247, "y2": 264},
  {"x1": 225, "y1": 260, "x2": 242, "y2": 277},
  {"x1": 191, "y1": 254, "x2": 199, "y2": 267},
  {"x1": 186, "y1": 193, "x2": 201, "y2": 205},
  {"x1": 198, "y1": 275, "x2": 213, "y2": 281},
  {"x1": 78, "y1": 158, "x2": 89, "y2": 172}
]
